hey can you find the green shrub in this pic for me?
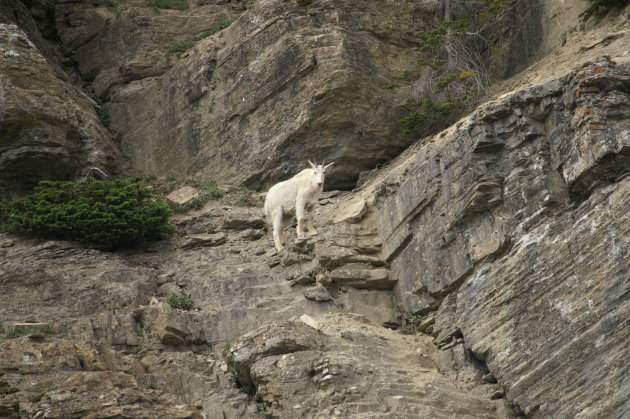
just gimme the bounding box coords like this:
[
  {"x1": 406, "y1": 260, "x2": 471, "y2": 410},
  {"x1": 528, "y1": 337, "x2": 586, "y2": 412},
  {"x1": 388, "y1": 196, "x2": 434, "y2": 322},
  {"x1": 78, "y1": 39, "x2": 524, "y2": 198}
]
[
  {"x1": 82, "y1": 82, "x2": 111, "y2": 128},
  {"x1": 478, "y1": 0, "x2": 510, "y2": 17},
  {"x1": 392, "y1": 69, "x2": 422, "y2": 82},
  {"x1": 169, "y1": 295, "x2": 194, "y2": 310},
  {"x1": 0, "y1": 179, "x2": 173, "y2": 248},
  {"x1": 398, "y1": 97, "x2": 472, "y2": 134},
  {"x1": 149, "y1": 0, "x2": 189, "y2": 10},
  {"x1": 391, "y1": 1, "x2": 511, "y2": 136},
  {"x1": 169, "y1": 40, "x2": 194, "y2": 53}
]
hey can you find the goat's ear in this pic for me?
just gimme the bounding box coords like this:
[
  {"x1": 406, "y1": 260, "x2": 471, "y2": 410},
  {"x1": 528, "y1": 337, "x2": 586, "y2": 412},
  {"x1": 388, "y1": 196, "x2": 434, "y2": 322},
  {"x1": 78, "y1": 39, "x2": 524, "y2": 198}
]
[
  {"x1": 324, "y1": 161, "x2": 334, "y2": 170},
  {"x1": 308, "y1": 160, "x2": 316, "y2": 169}
]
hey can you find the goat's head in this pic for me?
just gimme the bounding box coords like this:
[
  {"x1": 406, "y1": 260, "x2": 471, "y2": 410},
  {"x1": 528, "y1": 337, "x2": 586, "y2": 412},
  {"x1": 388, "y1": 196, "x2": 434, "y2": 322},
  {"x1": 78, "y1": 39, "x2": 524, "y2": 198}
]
[{"x1": 309, "y1": 160, "x2": 334, "y2": 187}]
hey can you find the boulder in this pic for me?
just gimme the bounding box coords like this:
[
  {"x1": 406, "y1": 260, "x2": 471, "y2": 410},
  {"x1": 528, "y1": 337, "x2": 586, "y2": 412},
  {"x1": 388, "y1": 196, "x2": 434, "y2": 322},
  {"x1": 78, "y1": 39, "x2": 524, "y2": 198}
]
[{"x1": 166, "y1": 186, "x2": 201, "y2": 205}]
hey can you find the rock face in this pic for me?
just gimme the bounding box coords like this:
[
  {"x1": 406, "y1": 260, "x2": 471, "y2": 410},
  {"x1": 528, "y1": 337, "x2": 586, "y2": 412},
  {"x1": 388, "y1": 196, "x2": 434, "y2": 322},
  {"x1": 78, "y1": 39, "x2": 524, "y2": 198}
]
[
  {"x1": 0, "y1": 197, "x2": 420, "y2": 418},
  {"x1": 225, "y1": 315, "x2": 512, "y2": 418},
  {"x1": 1, "y1": 0, "x2": 629, "y2": 418},
  {"x1": 365, "y1": 61, "x2": 630, "y2": 418},
  {"x1": 0, "y1": 22, "x2": 119, "y2": 195},
  {"x1": 53, "y1": 0, "x2": 247, "y2": 96},
  {"x1": 106, "y1": 0, "x2": 427, "y2": 190}
]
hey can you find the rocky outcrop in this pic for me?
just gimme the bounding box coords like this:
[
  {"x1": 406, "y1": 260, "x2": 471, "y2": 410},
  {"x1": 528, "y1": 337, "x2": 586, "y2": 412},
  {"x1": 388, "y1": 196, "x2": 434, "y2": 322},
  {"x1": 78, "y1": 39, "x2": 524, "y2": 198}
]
[
  {"x1": 0, "y1": 337, "x2": 203, "y2": 418},
  {"x1": 362, "y1": 61, "x2": 630, "y2": 417},
  {"x1": 225, "y1": 315, "x2": 516, "y2": 418},
  {"x1": 0, "y1": 22, "x2": 119, "y2": 196}
]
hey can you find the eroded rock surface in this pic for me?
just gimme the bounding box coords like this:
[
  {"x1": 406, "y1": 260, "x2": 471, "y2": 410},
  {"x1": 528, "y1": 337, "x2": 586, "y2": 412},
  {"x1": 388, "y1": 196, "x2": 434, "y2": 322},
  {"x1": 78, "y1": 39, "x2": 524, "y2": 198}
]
[
  {"x1": 0, "y1": 0, "x2": 628, "y2": 418},
  {"x1": 0, "y1": 199, "x2": 405, "y2": 417},
  {"x1": 107, "y1": 0, "x2": 427, "y2": 189},
  {"x1": 0, "y1": 337, "x2": 203, "y2": 418},
  {"x1": 361, "y1": 62, "x2": 630, "y2": 418},
  {"x1": 225, "y1": 315, "x2": 514, "y2": 418},
  {"x1": 0, "y1": 23, "x2": 119, "y2": 195}
]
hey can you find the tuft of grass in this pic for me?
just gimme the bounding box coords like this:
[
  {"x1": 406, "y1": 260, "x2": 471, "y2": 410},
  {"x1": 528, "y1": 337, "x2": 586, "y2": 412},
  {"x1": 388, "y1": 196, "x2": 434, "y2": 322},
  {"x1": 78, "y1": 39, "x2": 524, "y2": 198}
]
[
  {"x1": 1, "y1": 325, "x2": 56, "y2": 340},
  {"x1": 82, "y1": 82, "x2": 111, "y2": 128},
  {"x1": 168, "y1": 295, "x2": 194, "y2": 310},
  {"x1": 169, "y1": 15, "x2": 240, "y2": 53},
  {"x1": 197, "y1": 16, "x2": 240, "y2": 38},
  {"x1": 417, "y1": 58, "x2": 446, "y2": 69},
  {"x1": 233, "y1": 186, "x2": 257, "y2": 207},
  {"x1": 328, "y1": 307, "x2": 352, "y2": 314},
  {"x1": 222, "y1": 339, "x2": 234, "y2": 357},
  {"x1": 174, "y1": 195, "x2": 211, "y2": 213},
  {"x1": 140, "y1": 177, "x2": 259, "y2": 212},
  {"x1": 148, "y1": 0, "x2": 189, "y2": 10},
  {"x1": 76, "y1": 349, "x2": 86, "y2": 368},
  {"x1": 187, "y1": 180, "x2": 227, "y2": 198},
  {"x1": 398, "y1": 314, "x2": 423, "y2": 335},
  {"x1": 169, "y1": 40, "x2": 194, "y2": 53}
]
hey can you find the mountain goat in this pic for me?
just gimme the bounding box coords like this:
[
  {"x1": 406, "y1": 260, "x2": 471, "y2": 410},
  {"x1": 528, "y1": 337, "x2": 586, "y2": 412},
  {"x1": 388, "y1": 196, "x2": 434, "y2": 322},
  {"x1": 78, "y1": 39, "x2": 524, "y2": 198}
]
[{"x1": 264, "y1": 160, "x2": 334, "y2": 252}]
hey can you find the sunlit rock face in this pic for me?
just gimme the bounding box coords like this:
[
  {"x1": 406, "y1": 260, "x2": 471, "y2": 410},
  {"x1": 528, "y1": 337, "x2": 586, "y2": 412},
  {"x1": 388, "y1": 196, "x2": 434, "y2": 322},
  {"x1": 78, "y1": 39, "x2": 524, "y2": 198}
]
[{"x1": 106, "y1": 0, "x2": 429, "y2": 190}]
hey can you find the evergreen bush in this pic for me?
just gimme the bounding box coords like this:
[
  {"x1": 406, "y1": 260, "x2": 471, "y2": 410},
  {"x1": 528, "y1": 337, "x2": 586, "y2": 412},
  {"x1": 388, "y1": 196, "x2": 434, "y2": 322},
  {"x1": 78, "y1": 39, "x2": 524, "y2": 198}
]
[{"x1": 0, "y1": 179, "x2": 173, "y2": 248}]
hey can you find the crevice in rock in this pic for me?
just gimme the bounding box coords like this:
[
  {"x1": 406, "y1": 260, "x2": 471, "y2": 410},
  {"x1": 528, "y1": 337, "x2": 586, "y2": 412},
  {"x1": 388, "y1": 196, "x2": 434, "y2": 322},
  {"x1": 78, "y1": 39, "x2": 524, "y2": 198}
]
[
  {"x1": 568, "y1": 147, "x2": 630, "y2": 203},
  {"x1": 427, "y1": 294, "x2": 526, "y2": 417}
]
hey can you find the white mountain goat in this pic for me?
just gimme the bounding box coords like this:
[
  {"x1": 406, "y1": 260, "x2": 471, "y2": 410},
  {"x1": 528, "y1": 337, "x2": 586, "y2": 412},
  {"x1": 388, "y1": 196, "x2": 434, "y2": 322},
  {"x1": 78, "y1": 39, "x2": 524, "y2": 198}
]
[{"x1": 264, "y1": 160, "x2": 334, "y2": 252}]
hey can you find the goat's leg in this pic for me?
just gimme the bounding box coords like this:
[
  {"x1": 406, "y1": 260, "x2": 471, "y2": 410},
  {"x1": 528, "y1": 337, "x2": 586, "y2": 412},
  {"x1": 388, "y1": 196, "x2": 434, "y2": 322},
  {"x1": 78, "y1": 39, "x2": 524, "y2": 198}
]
[
  {"x1": 307, "y1": 209, "x2": 317, "y2": 235},
  {"x1": 271, "y1": 208, "x2": 285, "y2": 251},
  {"x1": 296, "y1": 198, "x2": 306, "y2": 237}
]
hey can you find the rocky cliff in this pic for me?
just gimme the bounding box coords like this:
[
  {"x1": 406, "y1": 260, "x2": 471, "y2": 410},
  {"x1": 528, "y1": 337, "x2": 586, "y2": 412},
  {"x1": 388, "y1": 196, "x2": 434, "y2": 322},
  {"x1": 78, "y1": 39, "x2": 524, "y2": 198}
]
[{"x1": 1, "y1": 0, "x2": 629, "y2": 418}]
